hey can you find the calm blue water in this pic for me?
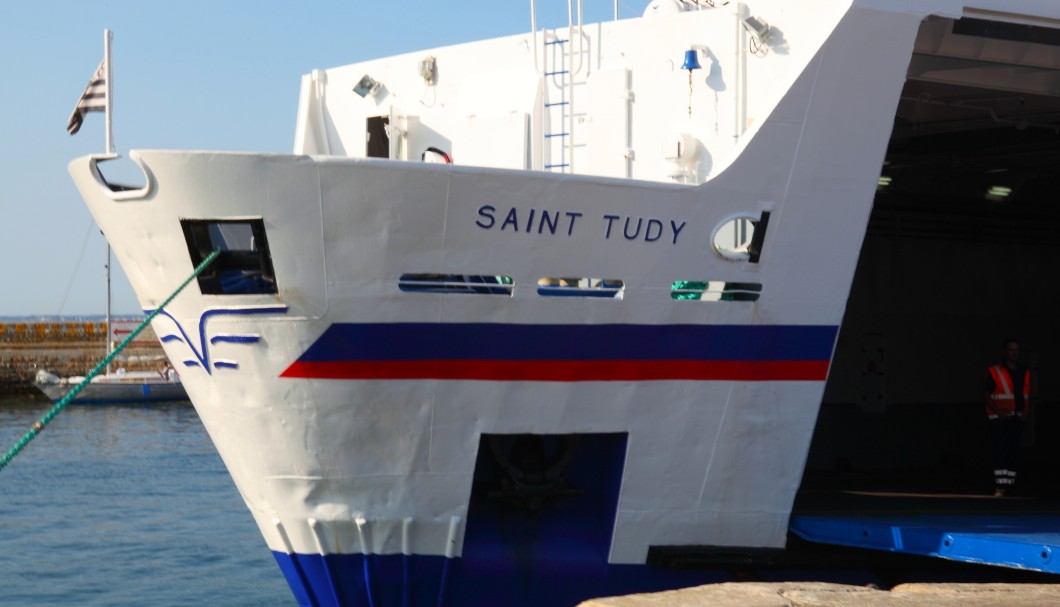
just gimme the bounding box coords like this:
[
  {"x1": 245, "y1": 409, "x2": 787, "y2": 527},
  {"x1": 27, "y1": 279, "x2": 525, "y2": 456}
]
[{"x1": 0, "y1": 397, "x2": 293, "y2": 606}]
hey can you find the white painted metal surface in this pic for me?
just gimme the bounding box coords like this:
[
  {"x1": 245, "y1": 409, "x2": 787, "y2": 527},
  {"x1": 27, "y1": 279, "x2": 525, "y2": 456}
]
[{"x1": 67, "y1": 0, "x2": 1060, "y2": 580}]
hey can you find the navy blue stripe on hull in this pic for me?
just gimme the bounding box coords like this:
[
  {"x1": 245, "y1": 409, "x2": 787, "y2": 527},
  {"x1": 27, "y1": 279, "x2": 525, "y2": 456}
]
[
  {"x1": 282, "y1": 323, "x2": 839, "y2": 381},
  {"x1": 292, "y1": 323, "x2": 838, "y2": 362}
]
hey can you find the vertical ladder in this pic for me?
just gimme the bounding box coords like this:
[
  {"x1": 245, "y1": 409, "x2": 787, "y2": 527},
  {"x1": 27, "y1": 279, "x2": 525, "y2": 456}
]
[
  {"x1": 533, "y1": 1, "x2": 584, "y2": 173},
  {"x1": 543, "y1": 32, "x2": 572, "y2": 172}
]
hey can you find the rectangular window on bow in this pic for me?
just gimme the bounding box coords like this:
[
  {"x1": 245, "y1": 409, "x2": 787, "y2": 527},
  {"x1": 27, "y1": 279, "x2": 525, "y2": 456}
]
[{"x1": 181, "y1": 219, "x2": 278, "y2": 296}]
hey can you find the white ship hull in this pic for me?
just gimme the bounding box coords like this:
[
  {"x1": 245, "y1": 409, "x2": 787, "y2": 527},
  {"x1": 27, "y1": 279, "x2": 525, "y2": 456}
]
[{"x1": 68, "y1": 0, "x2": 1060, "y2": 604}]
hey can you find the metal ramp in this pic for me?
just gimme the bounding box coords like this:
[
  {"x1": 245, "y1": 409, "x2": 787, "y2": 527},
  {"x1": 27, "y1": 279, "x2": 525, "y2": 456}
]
[{"x1": 790, "y1": 513, "x2": 1060, "y2": 574}]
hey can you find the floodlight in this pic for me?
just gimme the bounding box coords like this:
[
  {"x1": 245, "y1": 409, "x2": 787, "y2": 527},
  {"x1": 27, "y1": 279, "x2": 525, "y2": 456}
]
[
  {"x1": 353, "y1": 75, "x2": 381, "y2": 98},
  {"x1": 742, "y1": 16, "x2": 771, "y2": 41}
]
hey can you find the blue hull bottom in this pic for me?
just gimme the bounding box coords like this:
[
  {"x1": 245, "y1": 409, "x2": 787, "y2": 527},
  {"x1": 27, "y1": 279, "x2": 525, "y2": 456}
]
[
  {"x1": 273, "y1": 551, "x2": 730, "y2": 607},
  {"x1": 272, "y1": 433, "x2": 724, "y2": 606}
]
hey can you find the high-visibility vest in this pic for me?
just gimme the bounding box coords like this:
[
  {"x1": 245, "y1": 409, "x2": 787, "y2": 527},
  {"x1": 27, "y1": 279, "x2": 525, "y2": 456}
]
[{"x1": 986, "y1": 364, "x2": 1030, "y2": 419}]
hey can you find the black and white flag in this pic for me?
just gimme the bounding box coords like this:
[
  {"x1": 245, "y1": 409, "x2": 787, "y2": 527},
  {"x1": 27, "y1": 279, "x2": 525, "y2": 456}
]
[{"x1": 67, "y1": 59, "x2": 106, "y2": 135}]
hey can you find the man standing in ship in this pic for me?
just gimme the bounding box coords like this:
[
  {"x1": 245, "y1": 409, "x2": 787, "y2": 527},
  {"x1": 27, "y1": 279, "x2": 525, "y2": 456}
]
[{"x1": 983, "y1": 338, "x2": 1031, "y2": 497}]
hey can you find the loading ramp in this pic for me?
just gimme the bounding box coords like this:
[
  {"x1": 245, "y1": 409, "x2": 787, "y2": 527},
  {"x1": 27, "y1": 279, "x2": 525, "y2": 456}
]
[{"x1": 791, "y1": 513, "x2": 1060, "y2": 574}]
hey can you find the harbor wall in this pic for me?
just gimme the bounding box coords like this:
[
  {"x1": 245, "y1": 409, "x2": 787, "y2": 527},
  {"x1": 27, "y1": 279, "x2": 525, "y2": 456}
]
[{"x1": 0, "y1": 320, "x2": 167, "y2": 397}]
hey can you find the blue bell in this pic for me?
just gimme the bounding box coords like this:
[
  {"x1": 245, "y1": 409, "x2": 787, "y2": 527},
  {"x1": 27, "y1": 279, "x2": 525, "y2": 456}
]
[{"x1": 680, "y1": 49, "x2": 702, "y2": 71}]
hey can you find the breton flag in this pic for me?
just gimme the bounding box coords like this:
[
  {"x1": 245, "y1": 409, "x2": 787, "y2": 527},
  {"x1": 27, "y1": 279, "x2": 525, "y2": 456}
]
[{"x1": 67, "y1": 59, "x2": 107, "y2": 135}]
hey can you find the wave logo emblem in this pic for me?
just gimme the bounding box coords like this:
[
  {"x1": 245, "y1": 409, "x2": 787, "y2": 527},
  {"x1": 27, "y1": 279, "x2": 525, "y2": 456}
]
[{"x1": 145, "y1": 305, "x2": 288, "y2": 374}]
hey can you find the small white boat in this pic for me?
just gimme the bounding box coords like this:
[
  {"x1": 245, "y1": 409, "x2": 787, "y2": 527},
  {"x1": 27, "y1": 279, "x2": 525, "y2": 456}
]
[{"x1": 33, "y1": 367, "x2": 187, "y2": 404}]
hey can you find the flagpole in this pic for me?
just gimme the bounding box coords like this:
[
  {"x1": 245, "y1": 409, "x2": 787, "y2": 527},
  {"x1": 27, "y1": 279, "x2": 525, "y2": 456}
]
[
  {"x1": 104, "y1": 28, "x2": 113, "y2": 155},
  {"x1": 103, "y1": 28, "x2": 114, "y2": 372}
]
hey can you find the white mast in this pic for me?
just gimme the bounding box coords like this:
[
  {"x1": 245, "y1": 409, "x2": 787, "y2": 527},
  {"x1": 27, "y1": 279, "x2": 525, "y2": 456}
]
[
  {"x1": 105, "y1": 242, "x2": 112, "y2": 375},
  {"x1": 104, "y1": 28, "x2": 114, "y2": 372}
]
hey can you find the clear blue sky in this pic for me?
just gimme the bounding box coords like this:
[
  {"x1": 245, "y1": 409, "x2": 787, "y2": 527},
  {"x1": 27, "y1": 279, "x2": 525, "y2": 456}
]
[{"x1": 0, "y1": 1, "x2": 638, "y2": 318}]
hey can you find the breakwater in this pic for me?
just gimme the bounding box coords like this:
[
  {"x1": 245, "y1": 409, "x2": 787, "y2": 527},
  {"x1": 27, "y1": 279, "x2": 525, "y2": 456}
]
[{"x1": 0, "y1": 320, "x2": 166, "y2": 397}]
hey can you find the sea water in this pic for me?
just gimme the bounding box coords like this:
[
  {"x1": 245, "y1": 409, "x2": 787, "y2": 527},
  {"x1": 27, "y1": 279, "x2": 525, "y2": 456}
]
[{"x1": 0, "y1": 397, "x2": 292, "y2": 606}]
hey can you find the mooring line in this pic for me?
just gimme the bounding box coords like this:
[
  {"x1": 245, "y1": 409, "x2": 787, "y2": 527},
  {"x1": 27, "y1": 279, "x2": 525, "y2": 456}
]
[{"x1": 0, "y1": 249, "x2": 219, "y2": 472}]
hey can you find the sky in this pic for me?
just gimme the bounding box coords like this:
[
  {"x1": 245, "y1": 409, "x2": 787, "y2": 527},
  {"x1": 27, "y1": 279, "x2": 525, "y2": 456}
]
[{"x1": 0, "y1": 1, "x2": 639, "y2": 318}]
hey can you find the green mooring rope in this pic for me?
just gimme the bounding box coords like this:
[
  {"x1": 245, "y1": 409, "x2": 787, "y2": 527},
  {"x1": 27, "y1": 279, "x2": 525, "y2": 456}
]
[{"x1": 0, "y1": 249, "x2": 220, "y2": 473}]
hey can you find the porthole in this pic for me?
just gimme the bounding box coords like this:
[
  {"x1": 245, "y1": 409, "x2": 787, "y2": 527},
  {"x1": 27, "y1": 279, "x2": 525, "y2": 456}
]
[{"x1": 711, "y1": 211, "x2": 770, "y2": 263}]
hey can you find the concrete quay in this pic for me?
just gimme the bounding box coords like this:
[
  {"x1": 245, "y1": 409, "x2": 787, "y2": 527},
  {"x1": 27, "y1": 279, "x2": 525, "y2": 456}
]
[
  {"x1": 580, "y1": 582, "x2": 1060, "y2": 607},
  {"x1": 0, "y1": 320, "x2": 167, "y2": 397}
]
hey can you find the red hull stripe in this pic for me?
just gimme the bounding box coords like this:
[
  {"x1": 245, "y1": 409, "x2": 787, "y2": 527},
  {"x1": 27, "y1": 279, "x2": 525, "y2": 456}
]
[{"x1": 280, "y1": 359, "x2": 829, "y2": 381}]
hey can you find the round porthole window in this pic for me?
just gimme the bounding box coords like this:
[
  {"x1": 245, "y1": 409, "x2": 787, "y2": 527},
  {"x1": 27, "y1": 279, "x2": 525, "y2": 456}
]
[{"x1": 711, "y1": 215, "x2": 757, "y2": 261}]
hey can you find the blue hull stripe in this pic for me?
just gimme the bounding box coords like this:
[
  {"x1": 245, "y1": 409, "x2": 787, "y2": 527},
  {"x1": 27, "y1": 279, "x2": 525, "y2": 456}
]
[{"x1": 291, "y1": 323, "x2": 837, "y2": 362}]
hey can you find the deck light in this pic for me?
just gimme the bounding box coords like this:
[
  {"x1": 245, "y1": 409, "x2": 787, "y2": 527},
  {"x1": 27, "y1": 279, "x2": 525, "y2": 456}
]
[
  {"x1": 742, "y1": 16, "x2": 771, "y2": 41},
  {"x1": 985, "y1": 185, "x2": 1012, "y2": 201},
  {"x1": 419, "y1": 56, "x2": 436, "y2": 85},
  {"x1": 353, "y1": 75, "x2": 381, "y2": 98},
  {"x1": 742, "y1": 15, "x2": 772, "y2": 53}
]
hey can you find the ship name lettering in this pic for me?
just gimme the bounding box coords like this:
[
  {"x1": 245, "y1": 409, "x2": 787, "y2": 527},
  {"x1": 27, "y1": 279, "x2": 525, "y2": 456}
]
[
  {"x1": 475, "y1": 205, "x2": 582, "y2": 236},
  {"x1": 475, "y1": 206, "x2": 686, "y2": 244},
  {"x1": 603, "y1": 214, "x2": 687, "y2": 244}
]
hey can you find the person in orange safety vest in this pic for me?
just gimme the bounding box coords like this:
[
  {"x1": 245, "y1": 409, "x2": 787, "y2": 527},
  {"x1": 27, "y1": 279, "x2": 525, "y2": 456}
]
[{"x1": 983, "y1": 338, "x2": 1031, "y2": 497}]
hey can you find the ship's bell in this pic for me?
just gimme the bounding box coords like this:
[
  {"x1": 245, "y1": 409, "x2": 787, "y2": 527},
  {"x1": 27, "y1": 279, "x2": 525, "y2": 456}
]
[{"x1": 680, "y1": 49, "x2": 702, "y2": 71}]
